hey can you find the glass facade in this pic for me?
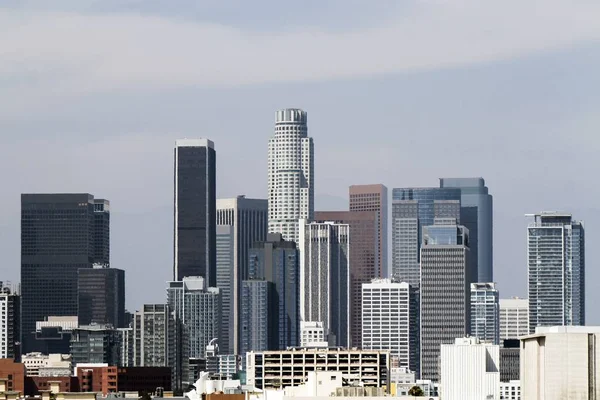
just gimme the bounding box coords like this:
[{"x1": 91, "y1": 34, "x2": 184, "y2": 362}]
[
  {"x1": 470, "y1": 283, "x2": 499, "y2": 345},
  {"x1": 77, "y1": 267, "x2": 125, "y2": 328}
]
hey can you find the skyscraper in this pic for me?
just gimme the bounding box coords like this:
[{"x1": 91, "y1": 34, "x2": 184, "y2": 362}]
[
  {"x1": 240, "y1": 279, "x2": 276, "y2": 355},
  {"x1": 215, "y1": 225, "x2": 234, "y2": 354},
  {"x1": 420, "y1": 221, "x2": 475, "y2": 381},
  {"x1": 268, "y1": 108, "x2": 314, "y2": 243},
  {"x1": 21, "y1": 193, "x2": 110, "y2": 352},
  {"x1": 349, "y1": 184, "x2": 388, "y2": 278},
  {"x1": 527, "y1": 212, "x2": 585, "y2": 331},
  {"x1": 247, "y1": 233, "x2": 299, "y2": 350},
  {"x1": 77, "y1": 267, "x2": 125, "y2": 328},
  {"x1": 0, "y1": 284, "x2": 20, "y2": 359},
  {"x1": 174, "y1": 139, "x2": 216, "y2": 285},
  {"x1": 314, "y1": 211, "x2": 378, "y2": 348},
  {"x1": 470, "y1": 282, "x2": 499, "y2": 345},
  {"x1": 391, "y1": 187, "x2": 461, "y2": 287},
  {"x1": 216, "y1": 196, "x2": 268, "y2": 354},
  {"x1": 299, "y1": 220, "x2": 350, "y2": 347},
  {"x1": 362, "y1": 280, "x2": 419, "y2": 375},
  {"x1": 440, "y1": 178, "x2": 493, "y2": 282},
  {"x1": 499, "y1": 298, "x2": 529, "y2": 340}
]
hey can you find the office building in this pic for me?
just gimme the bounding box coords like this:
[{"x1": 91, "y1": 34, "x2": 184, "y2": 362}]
[
  {"x1": 500, "y1": 298, "x2": 529, "y2": 340},
  {"x1": 440, "y1": 178, "x2": 493, "y2": 282},
  {"x1": 391, "y1": 187, "x2": 461, "y2": 287},
  {"x1": 349, "y1": 184, "x2": 388, "y2": 278},
  {"x1": 246, "y1": 348, "x2": 390, "y2": 390},
  {"x1": 470, "y1": 282, "x2": 499, "y2": 344},
  {"x1": 215, "y1": 225, "x2": 234, "y2": 354},
  {"x1": 174, "y1": 139, "x2": 216, "y2": 285},
  {"x1": 216, "y1": 196, "x2": 268, "y2": 354},
  {"x1": 248, "y1": 233, "x2": 299, "y2": 350},
  {"x1": 117, "y1": 327, "x2": 134, "y2": 367},
  {"x1": 31, "y1": 316, "x2": 77, "y2": 355},
  {"x1": 499, "y1": 380, "x2": 521, "y2": 400},
  {"x1": 70, "y1": 325, "x2": 120, "y2": 365},
  {"x1": 267, "y1": 108, "x2": 314, "y2": 243},
  {"x1": 21, "y1": 353, "x2": 72, "y2": 377},
  {"x1": 521, "y1": 326, "x2": 600, "y2": 400},
  {"x1": 420, "y1": 221, "x2": 475, "y2": 381},
  {"x1": 315, "y1": 211, "x2": 378, "y2": 348},
  {"x1": 77, "y1": 267, "x2": 125, "y2": 328},
  {"x1": 299, "y1": 221, "x2": 350, "y2": 347},
  {"x1": 21, "y1": 194, "x2": 110, "y2": 352},
  {"x1": 499, "y1": 340, "x2": 520, "y2": 382},
  {"x1": 440, "y1": 337, "x2": 499, "y2": 400},
  {"x1": 0, "y1": 284, "x2": 20, "y2": 359},
  {"x1": 299, "y1": 321, "x2": 327, "y2": 347},
  {"x1": 361, "y1": 280, "x2": 419, "y2": 375},
  {"x1": 240, "y1": 279, "x2": 275, "y2": 354},
  {"x1": 133, "y1": 304, "x2": 169, "y2": 367},
  {"x1": 527, "y1": 212, "x2": 585, "y2": 331}
]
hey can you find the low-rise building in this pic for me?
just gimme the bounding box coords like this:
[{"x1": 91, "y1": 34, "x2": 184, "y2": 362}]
[
  {"x1": 0, "y1": 359, "x2": 25, "y2": 393},
  {"x1": 22, "y1": 353, "x2": 72, "y2": 377},
  {"x1": 500, "y1": 380, "x2": 521, "y2": 400}
]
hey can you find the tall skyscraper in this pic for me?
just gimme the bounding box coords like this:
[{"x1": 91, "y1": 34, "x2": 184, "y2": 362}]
[
  {"x1": 77, "y1": 267, "x2": 125, "y2": 328},
  {"x1": 440, "y1": 178, "x2": 493, "y2": 282},
  {"x1": 349, "y1": 184, "x2": 388, "y2": 278},
  {"x1": 314, "y1": 211, "x2": 378, "y2": 348},
  {"x1": 420, "y1": 221, "x2": 475, "y2": 381},
  {"x1": 248, "y1": 233, "x2": 299, "y2": 350},
  {"x1": 216, "y1": 196, "x2": 268, "y2": 354},
  {"x1": 0, "y1": 284, "x2": 20, "y2": 359},
  {"x1": 470, "y1": 282, "x2": 499, "y2": 345},
  {"x1": 174, "y1": 139, "x2": 216, "y2": 285},
  {"x1": 215, "y1": 225, "x2": 234, "y2": 354},
  {"x1": 299, "y1": 220, "x2": 350, "y2": 347},
  {"x1": 499, "y1": 297, "x2": 529, "y2": 340},
  {"x1": 240, "y1": 279, "x2": 276, "y2": 355},
  {"x1": 268, "y1": 108, "x2": 314, "y2": 243},
  {"x1": 21, "y1": 193, "x2": 110, "y2": 352},
  {"x1": 391, "y1": 187, "x2": 461, "y2": 287},
  {"x1": 527, "y1": 212, "x2": 585, "y2": 331},
  {"x1": 362, "y1": 280, "x2": 419, "y2": 375}
]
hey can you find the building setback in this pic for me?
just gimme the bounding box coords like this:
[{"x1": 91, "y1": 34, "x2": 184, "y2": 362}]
[
  {"x1": 527, "y1": 212, "x2": 585, "y2": 331},
  {"x1": 21, "y1": 193, "x2": 110, "y2": 352},
  {"x1": 216, "y1": 196, "x2": 268, "y2": 355},
  {"x1": 0, "y1": 284, "x2": 20, "y2": 359},
  {"x1": 314, "y1": 211, "x2": 378, "y2": 348},
  {"x1": 299, "y1": 221, "x2": 350, "y2": 347},
  {"x1": 268, "y1": 108, "x2": 314, "y2": 244},
  {"x1": 470, "y1": 282, "x2": 499, "y2": 345},
  {"x1": 77, "y1": 267, "x2": 125, "y2": 328},
  {"x1": 174, "y1": 139, "x2": 216, "y2": 285},
  {"x1": 420, "y1": 221, "x2": 475, "y2": 381},
  {"x1": 349, "y1": 184, "x2": 388, "y2": 278},
  {"x1": 499, "y1": 297, "x2": 529, "y2": 340}
]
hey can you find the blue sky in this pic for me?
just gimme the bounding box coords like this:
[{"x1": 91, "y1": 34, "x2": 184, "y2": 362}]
[{"x1": 1, "y1": 1, "x2": 600, "y2": 321}]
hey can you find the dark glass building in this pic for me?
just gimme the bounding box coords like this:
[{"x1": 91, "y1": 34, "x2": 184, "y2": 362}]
[
  {"x1": 174, "y1": 139, "x2": 216, "y2": 286},
  {"x1": 78, "y1": 267, "x2": 125, "y2": 328},
  {"x1": 21, "y1": 193, "x2": 110, "y2": 352},
  {"x1": 70, "y1": 325, "x2": 120, "y2": 365}
]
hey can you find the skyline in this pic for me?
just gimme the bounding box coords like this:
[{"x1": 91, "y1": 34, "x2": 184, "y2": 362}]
[{"x1": 1, "y1": 1, "x2": 599, "y2": 325}]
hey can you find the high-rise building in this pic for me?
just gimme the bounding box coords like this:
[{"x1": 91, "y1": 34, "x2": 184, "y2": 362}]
[
  {"x1": 470, "y1": 282, "x2": 499, "y2": 344},
  {"x1": 420, "y1": 221, "x2": 475, "y2": 381},
  {"x1": 248, "y1": 233, "x2": 299, "y2": 350},
  {"x1": 391, "y1": 188, "x2": 461, "y2": 287},
  {"x1": 314, "y1": 211, "x2": 378, "y2": 348},
  {"x1": 527, "y1": 212, "x2": 585, "y2": 331},
  {"x1": 216, "y1": 196, "x2": 268, "y2": 355},
  {"x1": 499, "y1": 298, "x2": 529, "y2": 340},
  {"x1": 21, "y1": 194, "x2": 110, "y2": 352},
  {"x1": 440, "y1": 337, "x2": 500, "y2": 400},
  {"x1": 268, "y1": 108, "x2": 314, "y2": 243},
  {"x1": 349, "y1": 184, "x2": 388, "y2": 278},
  {"x1": 117, "y1": 327, "x2": 134, "y2": 367},
  {"x1": 439, "y1": 178, "x2": 493, "y2": 282},
  {"x1": 361, "y1": 280, "x2": 419, "y2": 375},
  {"x1": 215, "y1": 225, "x2": 234, "y2": 354},
  {"x1": 0, "y1": 284, "x2": 20, "y2": 359},
  {"x1": 133, "y1": 304, "x2": 169, "y2": 367},
  {"x1": 240, "y1": 279, "x2": 276, "y2": 355},
  {"x1": 173, "y1": 139, "x2": 216, "y2": 285},
  {"x1": 70, "y1": 325, "x2": 120, "y2": 365},
  {"x1": 499, "y1": 340, "x2": 520, "y2": 382},
  {"x1": 299, "y1": 221, "x2": 350, "y2": 347},
  {"x1": 77, "y1": 267, "x2": 125, "y2": 328}
]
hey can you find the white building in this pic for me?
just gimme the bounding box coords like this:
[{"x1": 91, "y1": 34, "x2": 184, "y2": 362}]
[
  {"x1": 470, "y1": 282, "x2": 500, "y2": 344},
  {"x1": 0, "y1": 285, "x2": 19, "y2": 359},
  {"x1": 300, "y1": 321, "x2": 327, "y2": 347},
  {"x1": 521, "y1": 326, "x2": 600, "y2": 400},
  {"x1": 299, "y1": 221, "x2": 350, "y2": 347},
  {"x1": 267, "y1": 108, "x2": 314, "y2": 244},
  {"x1": 500, "y1": 298, "x2": 529, "y2": 340},
  {"x1": 361, "y1": 280, "x2": 419, "y2": 374},
  {"x1": 440, "y1": 337, "x2": 500, "y2": 400},
  {"x1": 500, "y1": 380, "x2": 521, "y2": 400},
  {"x1": 21, "y1": 353, "x2": 72, "y2": 377}
]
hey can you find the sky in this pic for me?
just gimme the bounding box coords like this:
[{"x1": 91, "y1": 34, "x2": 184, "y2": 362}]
[{"x1": 1, "y1": 1, "x2": 600, "y2": 321}]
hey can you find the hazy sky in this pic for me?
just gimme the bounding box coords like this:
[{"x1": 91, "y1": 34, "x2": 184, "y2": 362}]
[{"x1": 1, "y1": 1, "x2": 600, "y2": 321}]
